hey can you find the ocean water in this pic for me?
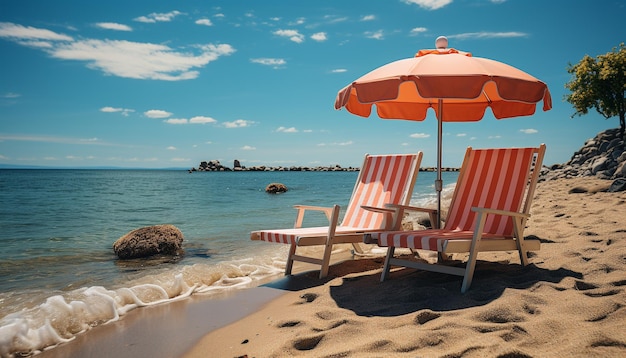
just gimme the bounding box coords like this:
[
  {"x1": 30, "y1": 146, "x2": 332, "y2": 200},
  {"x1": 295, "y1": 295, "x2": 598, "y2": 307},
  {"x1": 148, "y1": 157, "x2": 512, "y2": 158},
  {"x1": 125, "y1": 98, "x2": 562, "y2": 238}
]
[{"x1": 0, "y1": 169, "x2": 458, "y2": 356}]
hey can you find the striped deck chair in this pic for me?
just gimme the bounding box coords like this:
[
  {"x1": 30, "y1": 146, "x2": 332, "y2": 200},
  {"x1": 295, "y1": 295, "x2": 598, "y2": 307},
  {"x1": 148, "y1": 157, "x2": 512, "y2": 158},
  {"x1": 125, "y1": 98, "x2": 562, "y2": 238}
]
[
  {"x1": 250, "y1": 152, "x2": 422, "y2": 279},
  {"x1": 367, "y1": 145, "x2": 546, "y2": 292}
]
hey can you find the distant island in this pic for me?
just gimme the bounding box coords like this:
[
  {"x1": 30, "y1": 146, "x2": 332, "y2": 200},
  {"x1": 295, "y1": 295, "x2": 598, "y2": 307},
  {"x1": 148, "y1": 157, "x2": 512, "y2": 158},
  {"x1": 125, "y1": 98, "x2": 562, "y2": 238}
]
[{"x1": 190, "y1": 159, "x2": 458, "y2": 172}]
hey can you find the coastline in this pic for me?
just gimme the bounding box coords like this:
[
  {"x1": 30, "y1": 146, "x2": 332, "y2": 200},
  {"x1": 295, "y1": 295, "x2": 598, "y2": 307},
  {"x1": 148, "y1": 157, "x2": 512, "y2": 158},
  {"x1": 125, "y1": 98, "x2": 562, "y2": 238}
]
[{"x1": 36, "y1": 177, "x2": 626, "y2": 357}]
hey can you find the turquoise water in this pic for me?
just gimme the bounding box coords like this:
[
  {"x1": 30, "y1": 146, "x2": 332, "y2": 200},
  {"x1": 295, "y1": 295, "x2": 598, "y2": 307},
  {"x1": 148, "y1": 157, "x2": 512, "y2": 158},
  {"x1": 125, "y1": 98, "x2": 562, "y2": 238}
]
[{"x1": 0, "y1": 169, "x2": 457, "y2": 356}]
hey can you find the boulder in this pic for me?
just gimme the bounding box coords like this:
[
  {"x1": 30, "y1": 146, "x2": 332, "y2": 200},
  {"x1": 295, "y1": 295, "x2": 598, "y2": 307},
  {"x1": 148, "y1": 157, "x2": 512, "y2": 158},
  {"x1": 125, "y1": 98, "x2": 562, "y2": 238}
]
[
  {"x1": 541, "y1": 128, "x2": 625, "y2": 181},
  {"x1": 265, "y1": 183, "x2": 288, "y2": 193},
  {"x1": 608, "y1": 178, "x2": 626, "y2": 192},
  {"x1": 113, "y1": 224, "x2": 184, "y2": 259}
]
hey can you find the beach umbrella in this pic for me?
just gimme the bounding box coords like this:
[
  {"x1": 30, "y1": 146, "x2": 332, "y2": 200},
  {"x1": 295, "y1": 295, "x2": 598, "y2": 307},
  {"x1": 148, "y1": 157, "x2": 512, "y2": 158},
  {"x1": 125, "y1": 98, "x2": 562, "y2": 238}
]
[{"x1": 334, "y1": 36, "x2": 552, "y2": 227}]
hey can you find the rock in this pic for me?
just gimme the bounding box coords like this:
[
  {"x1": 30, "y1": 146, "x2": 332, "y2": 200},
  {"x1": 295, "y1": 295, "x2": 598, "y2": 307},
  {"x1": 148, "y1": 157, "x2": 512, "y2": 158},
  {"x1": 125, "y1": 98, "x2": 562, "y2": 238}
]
[
  {"x1": 608, "y1": 178, "x2": 626, "y2": 192},
  {"x1": 591, "y1": 156, "x2": 608, "y2": 174},
  {"x1": 113, "y1": 224, "x2": 184, "y2": 259},
  {"x1": 540, "y1": 127, "x2": 625, "y2": 181},
  {"x1": 265, "y1": 183, "x2": 288, "y2": 193}
]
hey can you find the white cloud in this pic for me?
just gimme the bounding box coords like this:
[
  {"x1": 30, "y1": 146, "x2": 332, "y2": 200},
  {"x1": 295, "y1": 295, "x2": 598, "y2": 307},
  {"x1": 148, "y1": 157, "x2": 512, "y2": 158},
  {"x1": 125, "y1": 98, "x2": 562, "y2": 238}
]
[
  {"x1": 410, "y1": 133, "x2": 430, "y2": 138},
  {"x1": 274, "y1": 29, "x2": 304, "y2": 43},
  {"x1": 331, "y1": 69, "x2": 347, "y2": 73},
  {"x1": 195, "y1": 19, "x2": 213, "y2": 26},
  {"x1": 1, "y1": 92, "x2": 21, "y2": 98},
  {"x1": 311, "y1": 32, "x2": 327, "y2": 42},
  {"x1": 167, "y1": 146, "x2": 177, "y2": 150},
  {"x1": 276, "y1": 126, "x2": 298, "y2": 133},
  {"x1": 402, "y1": 0, "x2": 452, "y2": 10},
  {"x1": 317, "y1": 141, "x2": 353, "y2": 146},
  {"x1": 0, "y1": 134, "x2": 110, "y2": 146},
  {"x1": 0, "y1": 22, "x2": 73, "y2": 46},
  {"x1": 189, "y1": 116, "x2": 217, "y2": 124},
  {"x1": 101, "y1": 106, "x2": 121, "y2": 113},
  {"x1": 100, "y1": 106, "x2": 134, "y2": 116},
  {"x1": 488, "y1": 135, "x2": 502, "y2": 139},
  {"x1": 134, "y1": 11, "x2": 183, "y2": 23},
  {"x1": 361, "y1": 15, "x2": 376, "y2": 21},
  {"x1": 51, "y1": 40, "x2": 236, "y2": 81},
  {"x1": 520, "y1": 128, "x2": 538, "y2": 134},
  {"x1": 170, "y1": 157, "x2": 191, "y2": 162},
  {"x1": 241, "y1": 145, "x2": 256, "y2": 150},
  {"x1": 410, "y1": 27, "x2": 428, "y2": 35},
  {"x1": 448, "y1": 32, "x2": 528, "y2": 40},
  {"x1": 250, "y1": 58, "x2": 286, "y2": 67},
  {"x1": 145, "y1": 109, "x2": 172, "y2": 118},
  {"x1": 457, "y1": 133, "x2": 467, "y2": 137},
  {"x1": 223, "y1": 119, "x2": 254, "y2": 128},
  {"x1": 365, "y1": 30, "x2": 384, "y2": 40},
  {"x1": 0, "y1": 22, "x2": 236, "y2": 81},
  {"x1": 164, "y1": 118, "x2": 188, "y2": 124},
  {"x1": 323, "y1": 15, "x2": 348, "y2": 24},
  {"x1": 289, "y1": 17, "x2": 306, "y2": 26},
  {"x1": 96, "y1": 22, "x2": 132, "y2": 31}
]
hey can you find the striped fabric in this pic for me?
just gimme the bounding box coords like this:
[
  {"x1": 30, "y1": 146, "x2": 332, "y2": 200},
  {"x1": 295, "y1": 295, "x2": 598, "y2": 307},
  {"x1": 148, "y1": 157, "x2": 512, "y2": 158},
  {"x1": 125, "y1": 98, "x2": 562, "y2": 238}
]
[
  {"x1": 255, "y1": 153, "x2": 420, "y2": 245},
  {"x1": 375, "y1": 147, "x2": 537, "y2": 250}
]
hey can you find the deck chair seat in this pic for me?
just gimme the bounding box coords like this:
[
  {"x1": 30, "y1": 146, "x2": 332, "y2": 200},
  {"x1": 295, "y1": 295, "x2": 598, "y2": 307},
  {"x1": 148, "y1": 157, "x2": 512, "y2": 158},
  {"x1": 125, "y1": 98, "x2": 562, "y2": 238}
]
[
  {"x1": 378, "y1": 230, "x2": 541, "y2": 253},
  {"x1": 253, "y1": 225, "x2": 379, "y2": 246},
  {"x1": 251, "y1": 152, "x2": 422, "y2": 278},
  {"x1": 369, "y1": 145, "x2": 546, "y2": 292}
]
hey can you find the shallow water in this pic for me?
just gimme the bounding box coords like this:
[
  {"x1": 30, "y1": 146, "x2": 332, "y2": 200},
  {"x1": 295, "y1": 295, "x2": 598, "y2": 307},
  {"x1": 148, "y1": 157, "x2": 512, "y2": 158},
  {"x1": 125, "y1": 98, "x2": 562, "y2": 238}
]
[{"x1": 0, "y1": 169, "x2": 457, "y2": 356}]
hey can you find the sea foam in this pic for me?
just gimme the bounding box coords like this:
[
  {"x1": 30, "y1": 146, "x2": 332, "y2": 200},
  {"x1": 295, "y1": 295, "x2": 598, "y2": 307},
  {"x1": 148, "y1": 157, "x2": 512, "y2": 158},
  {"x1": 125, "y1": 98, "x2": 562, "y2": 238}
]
[{"x1": 0, "y1": 256, "x2": 285, "y2": 357}]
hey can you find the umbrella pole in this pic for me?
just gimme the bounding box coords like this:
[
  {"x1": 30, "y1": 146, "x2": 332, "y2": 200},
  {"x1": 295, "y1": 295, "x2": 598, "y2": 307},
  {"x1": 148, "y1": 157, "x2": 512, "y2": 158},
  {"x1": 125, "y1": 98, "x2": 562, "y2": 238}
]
[{"x1": 435, "y1": 99, "x2": 443, "y2": 229}]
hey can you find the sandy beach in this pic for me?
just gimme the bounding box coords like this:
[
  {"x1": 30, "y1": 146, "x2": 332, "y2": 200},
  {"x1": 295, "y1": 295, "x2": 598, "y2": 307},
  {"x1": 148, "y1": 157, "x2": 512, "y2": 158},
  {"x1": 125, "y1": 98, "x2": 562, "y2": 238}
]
[{"x1": 38, "y1": 176, "x2": 626, "y2": 358}]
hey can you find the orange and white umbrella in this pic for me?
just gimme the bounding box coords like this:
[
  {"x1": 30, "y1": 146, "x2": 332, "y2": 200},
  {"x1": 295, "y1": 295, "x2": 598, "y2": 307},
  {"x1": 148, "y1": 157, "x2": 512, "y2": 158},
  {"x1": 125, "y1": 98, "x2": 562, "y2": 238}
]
[{"x1": 334, "y1": 37, "x2": 552, "y2": 226}]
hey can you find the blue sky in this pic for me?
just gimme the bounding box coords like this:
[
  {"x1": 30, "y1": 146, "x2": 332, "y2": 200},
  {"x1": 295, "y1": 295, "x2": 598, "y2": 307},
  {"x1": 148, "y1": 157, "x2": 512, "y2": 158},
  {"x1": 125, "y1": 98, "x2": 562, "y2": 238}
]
[{"x1": 0, "y1": 0, "x2": 624, "y2": 169}]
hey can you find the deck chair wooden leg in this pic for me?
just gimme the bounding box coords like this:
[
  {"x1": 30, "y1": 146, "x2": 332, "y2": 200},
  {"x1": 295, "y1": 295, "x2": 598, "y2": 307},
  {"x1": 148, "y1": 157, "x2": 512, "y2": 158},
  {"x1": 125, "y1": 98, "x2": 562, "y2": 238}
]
[
  {"x1": 285, "y1": 243, "x2": 297, "y2": 276},
  {"x1": 352, "y1": 242, "x2": 364, "y2": 254},
  {"x1": 513, "y1": 217, "x2": 529, "y2": 266},
  {"x1": 381, "y1": 247, "x2": 395, "y2": 282},
  {"x1": 319, "y1": 244, "x2": 333, "y2": 279},
  {"x1": 462, "y1": 213, "x2": 487, "y2": 293}
]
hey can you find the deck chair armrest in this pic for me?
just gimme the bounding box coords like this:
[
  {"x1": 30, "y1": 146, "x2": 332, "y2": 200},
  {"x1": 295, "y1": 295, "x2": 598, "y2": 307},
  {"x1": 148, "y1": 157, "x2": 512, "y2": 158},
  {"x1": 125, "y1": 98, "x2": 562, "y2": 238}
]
[
  {"x1": 293, "y1": 205, "x2": 337, "y2": 228},
  {"x1": 385, "y1": 204, "x2": 437, "y2": 214},
  {"x1": 386, "y1": 204, "x2": 439, "y2": 229},
  {"x1": 360, "y1": 205, "x2": 396, "y2": 214},
  {"x1": 471, "y1": 207, "x2": 530, "y2": 219}
]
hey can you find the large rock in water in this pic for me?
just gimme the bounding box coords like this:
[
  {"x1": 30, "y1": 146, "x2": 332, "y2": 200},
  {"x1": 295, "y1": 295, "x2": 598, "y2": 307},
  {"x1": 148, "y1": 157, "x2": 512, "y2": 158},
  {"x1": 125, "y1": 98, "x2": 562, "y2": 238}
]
[
  {"x1": 113, "y1": 224, "x2": 184, "y2": 259},
  {"x1": 265, "y1": 182, "x2": 288, "y2": 193}
]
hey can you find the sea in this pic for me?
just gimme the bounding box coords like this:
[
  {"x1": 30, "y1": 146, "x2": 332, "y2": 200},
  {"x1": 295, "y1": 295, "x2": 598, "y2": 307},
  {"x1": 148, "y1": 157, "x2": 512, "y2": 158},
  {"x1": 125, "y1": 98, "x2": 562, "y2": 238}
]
[{"x1": 0, "y1": 168, "x2": 458, "y2": 356}]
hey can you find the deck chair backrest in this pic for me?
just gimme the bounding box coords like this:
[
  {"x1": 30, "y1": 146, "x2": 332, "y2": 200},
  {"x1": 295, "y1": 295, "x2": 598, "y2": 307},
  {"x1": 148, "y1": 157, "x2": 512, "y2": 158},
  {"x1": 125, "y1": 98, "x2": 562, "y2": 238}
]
[
  {"x1": 444, "y1": 146, "x2": 544, "y2": 235},
  {"x1": 341, "y1": 153, "x2": 421, "y2": 229}
]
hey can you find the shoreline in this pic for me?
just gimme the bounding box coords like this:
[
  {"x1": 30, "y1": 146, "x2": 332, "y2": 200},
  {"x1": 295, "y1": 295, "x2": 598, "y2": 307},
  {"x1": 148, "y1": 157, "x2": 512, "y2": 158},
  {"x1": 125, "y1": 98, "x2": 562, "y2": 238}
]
[
  {"x1": 36, "y1": 253, "x2": 358, "y2": 358},
  {"x1": 35, "y1": 177, "x2": 626, "y2": 357}
]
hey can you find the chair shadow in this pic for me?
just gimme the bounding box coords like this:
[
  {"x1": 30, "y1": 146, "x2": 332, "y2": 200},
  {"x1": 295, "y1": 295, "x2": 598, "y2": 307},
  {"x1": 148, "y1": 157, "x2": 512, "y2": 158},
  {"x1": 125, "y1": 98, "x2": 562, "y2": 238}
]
[{"x1": 328, "y1": 258, "x2": 582, "y2": 317}]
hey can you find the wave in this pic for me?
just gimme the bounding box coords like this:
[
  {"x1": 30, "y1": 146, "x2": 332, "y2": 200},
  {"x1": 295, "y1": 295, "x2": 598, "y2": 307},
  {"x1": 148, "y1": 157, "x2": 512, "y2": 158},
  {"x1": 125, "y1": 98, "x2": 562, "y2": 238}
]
[{"x1": 0, "y1": 255, "x2": 285, "y2": 357}]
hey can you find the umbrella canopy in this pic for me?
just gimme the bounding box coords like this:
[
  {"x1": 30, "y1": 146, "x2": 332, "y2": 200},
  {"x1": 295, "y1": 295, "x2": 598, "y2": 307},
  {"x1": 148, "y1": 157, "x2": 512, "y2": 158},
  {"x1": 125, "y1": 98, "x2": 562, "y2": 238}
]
[{"x1": 334, "y1": 38, "x2": 552, "y2": 227}]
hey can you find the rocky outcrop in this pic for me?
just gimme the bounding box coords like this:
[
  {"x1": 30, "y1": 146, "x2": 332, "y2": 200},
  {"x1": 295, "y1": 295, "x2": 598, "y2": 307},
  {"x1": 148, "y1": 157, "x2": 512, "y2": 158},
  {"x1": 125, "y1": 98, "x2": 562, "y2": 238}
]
[
  {"x1": 265, "y1": 183, "x2": 288, "y2": 193},
  {"x1": 541, "y1": 128, "x2": 625, "y2": 190},
  {"x1": 113, "y1": 225, "x2": 184, "y2": 259},
  {"x1": 192, "y1": 162, "x2": 360, "y2": 172},
  {"x1": 191, "y1": 158, "x2": 460, "y2": 172},
  {"x1": 193, "y1": 160, "x2": 232, "y2": 172}
]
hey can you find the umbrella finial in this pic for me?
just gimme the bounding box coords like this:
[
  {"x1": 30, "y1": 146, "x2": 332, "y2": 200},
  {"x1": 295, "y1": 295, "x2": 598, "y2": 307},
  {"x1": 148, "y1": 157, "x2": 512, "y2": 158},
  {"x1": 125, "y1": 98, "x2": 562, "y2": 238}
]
[{"x1": 436, "y1": 36, "x2": 448, "y2": 49}]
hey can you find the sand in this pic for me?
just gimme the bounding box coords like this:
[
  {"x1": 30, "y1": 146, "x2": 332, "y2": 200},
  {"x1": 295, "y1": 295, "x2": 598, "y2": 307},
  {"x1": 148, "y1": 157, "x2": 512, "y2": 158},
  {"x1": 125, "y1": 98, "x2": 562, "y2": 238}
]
[
  {"x1": 37, "y1": 177, "x2": 626, "y2": 358},
  {"x1": 184, "y1": 177, "x2": 626, "y2": 358}
]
